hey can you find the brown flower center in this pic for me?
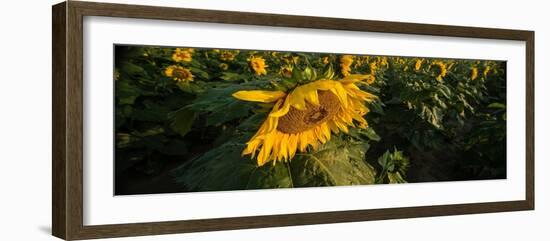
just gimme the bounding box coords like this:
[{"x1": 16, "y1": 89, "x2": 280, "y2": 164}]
[
  {"x1": 277, "y1": 90, "x2": 341, "y2": 134},
  {"x1": 173, "y1": 69, "x2": 189, "y2": 79}
]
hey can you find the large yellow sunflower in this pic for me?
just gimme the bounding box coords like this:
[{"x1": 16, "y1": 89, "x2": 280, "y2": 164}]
[{"x1": 233, "y1": 75, "x2": 377, "y2": 166}]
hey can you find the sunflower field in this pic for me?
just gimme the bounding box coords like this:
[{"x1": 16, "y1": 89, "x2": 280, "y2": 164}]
[{"x1": 114, "y1": 45, "x2": 506, "y2": 195}]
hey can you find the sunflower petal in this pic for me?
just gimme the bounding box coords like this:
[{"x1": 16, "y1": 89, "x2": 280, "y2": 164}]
[
  {"x1": 288, "y1": 134, "x2": 298, "y2": 160},
  {"x1": 341, "y1": 74, "x2": 369, "y2": 83},
  {"x1": 269, "y1": 100, "x2": 290, "y2": 117},
  {"x1": 232, "y1": 90, "x2": 286, "y2": 103},
  {"x1": 257, "y1": 132, "x2": 275, "y2": 166},
  {"x1": 280, "y1": 133, "x2": 289, "y2": 161},
  {"x1": 330, "y1": 84, "x2": 349, "y2": 107}
]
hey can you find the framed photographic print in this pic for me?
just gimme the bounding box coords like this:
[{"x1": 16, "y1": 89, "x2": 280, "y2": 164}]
[{"x1": 52, "y1": 1, "x2": 534, "y2": 240}]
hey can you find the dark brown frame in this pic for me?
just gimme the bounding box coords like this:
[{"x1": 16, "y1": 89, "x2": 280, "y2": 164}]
[{"x1": 52, "y1": 1, "x2": 535, "y2": 240}]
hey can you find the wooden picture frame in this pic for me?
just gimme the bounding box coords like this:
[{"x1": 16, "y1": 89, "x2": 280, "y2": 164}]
[{"x1": 52, "y1": 1, "x2": 534, "y2": 240}]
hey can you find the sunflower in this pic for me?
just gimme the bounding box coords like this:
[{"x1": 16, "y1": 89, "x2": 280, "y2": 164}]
[
  {"x1": 164, "y1": 65, "x2": 194, "y2": 82},
  {"x1": 432, "y1": 61, "x2": 447, "y2": 82},
  {"x1": 249, "y1": 56, "x2": 268, "y2": 76},
  {"x1": 368, "y1": 62, "x2": 378, "y2": 75},
  {"x1": 172, "y1": 48, "x2": 193, "y2": 62},
  {"x1": 339, "y1": 55, "x2": 354, "y2": 76},
  {"x1": 283, "y1": 55, "x2": 300, "y2": 65},
  {"x1": 362, "y1": 74, "x2": 376, "y2": 85},
  {"x1": 232, "y1": 75, "x2": 377, "y2": 166},
  {"x1": 470, "y1": 67, "x2": 479, "y2": 80},
  {"x1": 414, "y1": 59, "x2": 423, "y2": 71},
  {"x1": 379, "y1": 57, "x2": 389, "y2": 67},
  {"x1": 220, "y1": 50, "x2": 236, "y2": 61},
  {"x1": 219, "y1": 63, "x2": 229, "y2": 70},
  {"x1": 483, "y1": 65, "x2": 491, "y2": 77},
  {"x1": 280, "y1": 65, "x2": 293, "y2": 78}
]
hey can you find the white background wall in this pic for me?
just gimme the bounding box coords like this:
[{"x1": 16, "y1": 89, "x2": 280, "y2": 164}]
[{"x1": 0, "y1": 0, "x2": 547, "y2": 240}]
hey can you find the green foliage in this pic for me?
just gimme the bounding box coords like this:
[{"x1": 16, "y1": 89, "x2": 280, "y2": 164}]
[
  {"x1": 169, "y1": 108, "x2": 196, "y2": 137},
  {"x1": 289, "y1": 138, "x2": 376, "y2": 187},
  {"x1": 174, "y1": 134, "x2": 376, "y2": 191},
  {"x1": 375, "y1": 149, "x2": 410, "y2": 184}
]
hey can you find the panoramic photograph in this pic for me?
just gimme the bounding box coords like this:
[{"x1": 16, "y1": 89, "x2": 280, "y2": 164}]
[{"x1": 113, "y1": 45, "x2": 506, "y2": 195}]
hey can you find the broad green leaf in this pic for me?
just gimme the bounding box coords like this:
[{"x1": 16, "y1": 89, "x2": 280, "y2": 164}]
[
  {"x1": 206, "y1": 100, "x2": 252, "y2": 126},
  {"x1": 188, "y1": 82, "x2": 267, "y2": 126},
  {"x1": 220, "y1": 72, "x2": 245, "y2": 82},
  {"x1": 170, "y1": 108, "x2": 196, "y2": 137},
  {"x1": 116, "y1": 81, "x2": 141, "y2": 105},
  {"x1": 120, "y1": 62, "x2": 146, "y2": 77},
  {"x1": 246, "y1": 162, "x2": 293, "y2": 189},
  {"x1": 172, "y1": 137, "x2": 260, "y2": 192},
  {"x1": 361, "y1": 127, "x2": 381, "y2": 141},
  {"x1": 290, "y1": 138, "x2": 376, "y2": 187},
  {"x1": 189, "y1": 67, "x2": 210, "y2": 80},
  {"x1": 174, "y1": 135, "x2": 376, "y2": 191}
]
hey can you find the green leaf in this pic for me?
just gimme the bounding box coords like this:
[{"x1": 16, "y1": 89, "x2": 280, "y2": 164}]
[
  {"x1": 170, "y1": 108, "x2": 196, "y2": 137},
  {"x1": 246, "y1": 163, "x2": 293, "y2": 189},
  {"x1": 488, "y1": 102, "x2": 506, "y2": 109},
  {"x1": 361, "y1": 127, "x2": 381, "y2": 141},
  {"x1": 173, "y1": 135, "x2": 376, "y2": 191},
  {"x1": 388, "y1": 172, "x2": 407, "y2": 184},
  {"x1": 116, "y1": 81, "x2": 141, "y2": 105},
  {"x1": 290, "y1": 138, "x2": 376, "y2": 186},
  {"x1": 188, "y1": 82, "x2": 266, "y2": 126},
  {"x1": 172, "y1": 137, "x2": 259, "y2": 192},
  {"x1": 189, "y1": 67, "x2": 210, "y2": 80},
  {"x1": 375, "y1": 149, "x2": 410, "y2": 184},
  {"x1": 220, "y1": 72, "x2": 246, "y2": 82},
  {"x1": 160, "y1": 139, "x2": 189, "y2": 156},
  {"x1": 303, "y1": 66, "x2": 314, "y2": 81},
  {"x1": 322, "y1": 64, "x2": 335, "y2": 79},
  {"x1": 206, "y1": 100, "x2": 252, "y2": 126},
  {"x1": 291, "y1": 67, "x2": 304, "y2": 82},
  {"x1": 120, "y1": 62, "x2": 146, "y2": 77}
]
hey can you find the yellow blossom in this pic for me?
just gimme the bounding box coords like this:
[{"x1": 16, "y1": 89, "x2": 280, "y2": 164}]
[
  {"x1": 368, "y1": 62, "x2": 377, "y2": 75},
  {"x1": 283, "y1": 55, "x2": 300, "y2": 65},
  {"x1": 470, "y1": 67, "x2": 479, "y2": 80},
  {"x1": 340, "y1": 55, "x2": 354, "y2": 76},
  {"x1": 433, "y1": 61, "x2": 447, "y2": 82},
  {"x1": 363, "y1": 74, "x2": 376, "y2": 84},
  {"x1": 483, "y1": 66, "x2": 491, "y2": 77},
  {"x1": 233, "y1": 75, "x2": 376, "y2": 166},
  {"x1": 164, "y1": 65, "x2": 194, "y2": 82},
  {"x1": 220, "y1": 50, "x2": 236, "y2": 61},
  {"x1": 249, "y1": 56, "x2": 268, "y2": 76},
  {"x1": 280, "y1": 65, "x2": 293, "y2": 78},
  {"x1": 172, "y1": 48, "x2": 193, "y2": 62},
  {"x1": 415, "y1": 59, "x2": 423, "y2": 71},
  {"x1": 380, "y1": 57, "x2": 388, "y2": 67},
  {"x1": 219, "y1": 63, "x2": 229, "y2": 70}
]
